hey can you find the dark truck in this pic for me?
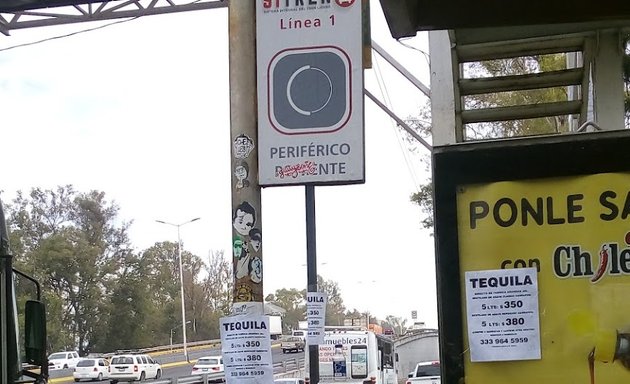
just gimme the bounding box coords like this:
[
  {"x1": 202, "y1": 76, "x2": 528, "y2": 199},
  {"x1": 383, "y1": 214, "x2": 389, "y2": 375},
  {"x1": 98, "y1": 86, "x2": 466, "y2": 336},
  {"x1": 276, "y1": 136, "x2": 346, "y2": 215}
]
[
  {"x1": 281, "y1": 336, "x2": 306, "y2": 354},
  {"x1": 0, "y1": 199, "x2": 48, "y2": 383}
]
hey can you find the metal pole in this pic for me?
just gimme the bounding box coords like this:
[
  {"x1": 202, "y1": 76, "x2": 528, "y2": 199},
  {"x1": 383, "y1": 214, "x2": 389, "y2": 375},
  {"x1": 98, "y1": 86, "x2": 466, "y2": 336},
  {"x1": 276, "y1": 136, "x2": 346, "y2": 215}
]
[
  {"x1": 306, "y1": 185, "x2": 320, "y2": 384},
  {"x1": 229, "y1": 0, "x2": 264, "y2": 315},
  {"x1": 170, "y1": 329, "x2": 173, "y2": 353},
  {"x1": 156, "y1": 218, "x2": 199, "y2": 361},
  {"x1": 1, "y1": 201, "x2": 10, "y2": 384},
  {"x1": 371, "y1": 41, "x2": 431, "y2": 97},
  {"x1": 177, "y1": 225, "x2": 189, "y2": 362}
]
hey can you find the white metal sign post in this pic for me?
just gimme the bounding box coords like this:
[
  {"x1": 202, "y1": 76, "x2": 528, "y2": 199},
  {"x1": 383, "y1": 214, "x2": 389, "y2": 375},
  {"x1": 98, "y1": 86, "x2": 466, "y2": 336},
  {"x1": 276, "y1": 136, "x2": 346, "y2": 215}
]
[{"x1": 256, "y1": 0, "x2": 364, "y2": 186}]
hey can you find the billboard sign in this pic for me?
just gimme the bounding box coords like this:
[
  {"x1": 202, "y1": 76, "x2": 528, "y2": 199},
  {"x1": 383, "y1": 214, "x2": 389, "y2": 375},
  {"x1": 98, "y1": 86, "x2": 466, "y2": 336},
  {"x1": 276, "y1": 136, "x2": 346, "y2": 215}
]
[
  {"x1": 256, "y1": 0, "x2": 365, "y2": 186},
  {"x1": 433, "y1": 130, "x2": 630, "y2": 384}
]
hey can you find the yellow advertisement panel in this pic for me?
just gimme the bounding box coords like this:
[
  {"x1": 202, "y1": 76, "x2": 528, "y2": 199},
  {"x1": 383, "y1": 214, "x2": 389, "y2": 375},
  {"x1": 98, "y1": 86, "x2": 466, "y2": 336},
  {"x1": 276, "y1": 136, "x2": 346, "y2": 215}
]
[{"x1": 457, "y1": 172, "x2": 630, "y2": 384}]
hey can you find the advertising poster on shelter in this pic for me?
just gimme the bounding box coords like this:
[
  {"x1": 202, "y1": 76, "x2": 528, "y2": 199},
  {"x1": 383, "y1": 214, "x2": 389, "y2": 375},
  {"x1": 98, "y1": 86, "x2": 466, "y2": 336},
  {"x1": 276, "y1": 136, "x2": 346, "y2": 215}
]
[
  {"x1": 457, "y1": 172, "x2": 630, "y2": 384},
  {"x1": 464, "y1": 267, "x2": 541, "y2": 362}
]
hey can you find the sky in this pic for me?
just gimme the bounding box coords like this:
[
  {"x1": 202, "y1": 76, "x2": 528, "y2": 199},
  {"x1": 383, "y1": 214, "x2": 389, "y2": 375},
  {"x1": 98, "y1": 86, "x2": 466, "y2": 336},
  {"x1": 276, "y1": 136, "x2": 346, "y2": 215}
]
[{"x1": 0, "y1": 1, "x2": 436, "y2": 328}]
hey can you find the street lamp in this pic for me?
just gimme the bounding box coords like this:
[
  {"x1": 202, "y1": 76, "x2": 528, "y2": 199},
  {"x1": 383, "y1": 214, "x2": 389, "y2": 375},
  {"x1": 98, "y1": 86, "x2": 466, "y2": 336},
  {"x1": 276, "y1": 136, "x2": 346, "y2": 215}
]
[
  {"x1": 156, "y1": 217, "x2": 201, "y2": 362},
  {"x1": 170, "y1": 320, "x2": 192, "y2": 352}
]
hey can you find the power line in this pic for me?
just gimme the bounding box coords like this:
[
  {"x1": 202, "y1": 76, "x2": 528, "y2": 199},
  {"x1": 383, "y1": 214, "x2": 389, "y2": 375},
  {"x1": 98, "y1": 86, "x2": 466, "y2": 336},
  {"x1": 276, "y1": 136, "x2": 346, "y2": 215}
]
[
  {"x1": 372, "y1": 54, "x2": 422, "y2": 191},
  {"x1": 0, "y1": 16, "x2": 140, "y2": 52},
  {"x1": 397, "y1": 37, "x2": 430, "y2": 69}
]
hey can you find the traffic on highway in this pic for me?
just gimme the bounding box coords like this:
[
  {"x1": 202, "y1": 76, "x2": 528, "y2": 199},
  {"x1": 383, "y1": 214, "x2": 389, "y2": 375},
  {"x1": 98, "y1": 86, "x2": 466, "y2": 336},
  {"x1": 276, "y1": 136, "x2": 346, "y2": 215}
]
[{"x1": 49, "y1": 343, "x2": 301, "y2": 383}]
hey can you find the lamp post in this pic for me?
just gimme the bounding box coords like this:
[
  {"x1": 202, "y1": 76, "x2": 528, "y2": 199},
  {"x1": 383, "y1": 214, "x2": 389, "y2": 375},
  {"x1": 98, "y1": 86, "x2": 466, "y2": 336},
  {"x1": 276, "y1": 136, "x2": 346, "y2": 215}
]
[
  {"x1": 156, "y1": 217, "x2": 200, "y2": 362},
  {"x1": 170, "y1": 320, "x2": 192, "y2": 353}
]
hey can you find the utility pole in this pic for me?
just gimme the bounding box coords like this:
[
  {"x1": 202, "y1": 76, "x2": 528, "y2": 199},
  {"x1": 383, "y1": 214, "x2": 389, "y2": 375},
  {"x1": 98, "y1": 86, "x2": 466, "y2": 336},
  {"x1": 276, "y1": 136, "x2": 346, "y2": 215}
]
[
  {"x1": 306, "y1": 186, "x2": 320, "y2": 384},
  {"x1": 229, "y1": 0, "x2": 264, "y2": 316}
]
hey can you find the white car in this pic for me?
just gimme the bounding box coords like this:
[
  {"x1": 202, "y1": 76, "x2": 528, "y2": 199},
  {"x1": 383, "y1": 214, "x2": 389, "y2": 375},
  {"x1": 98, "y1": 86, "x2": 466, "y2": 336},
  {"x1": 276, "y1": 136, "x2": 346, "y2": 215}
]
[
  {"x1": 108, "y1": 354, "x2": 162, "y2": 383},
  {"x1": 406, "y1": 361, "x2": 441, "y2": 384},
  {"x1": 48, "y1": 351, "x2": 81, "y2": 370},
  {"x1": 191, "y1": 356, "x2": 224, "y2": 382},
  {"x1": 274, "y1": 379, "x2": 305, "y2": 384},
  {"x1": 73, "y1": 358, "x2": 109, "y2": 382}
]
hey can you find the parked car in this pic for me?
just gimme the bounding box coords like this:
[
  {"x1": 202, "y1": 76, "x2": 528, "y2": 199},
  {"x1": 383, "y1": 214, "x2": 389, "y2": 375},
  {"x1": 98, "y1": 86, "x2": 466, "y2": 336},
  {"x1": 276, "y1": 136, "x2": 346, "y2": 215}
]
[
  {"x1": 48, "y1": 351, "x2": 81, "y2": 370},
  {"x1": 73, "y1": 358, "x2": 110, "y2": 382},
  {"x1": 191, "y1": 356, "x2": 224, "y2": 382},
  {"x1": 107, "y1": 354, "x2": 162, "y2": 383}
]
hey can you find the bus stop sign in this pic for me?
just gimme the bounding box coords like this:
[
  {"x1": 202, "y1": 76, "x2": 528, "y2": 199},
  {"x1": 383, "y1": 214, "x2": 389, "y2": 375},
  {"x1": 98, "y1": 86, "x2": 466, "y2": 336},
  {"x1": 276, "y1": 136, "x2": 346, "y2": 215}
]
[{"x1": 256, "y1": 0, "x2": 365, "y2": 186}]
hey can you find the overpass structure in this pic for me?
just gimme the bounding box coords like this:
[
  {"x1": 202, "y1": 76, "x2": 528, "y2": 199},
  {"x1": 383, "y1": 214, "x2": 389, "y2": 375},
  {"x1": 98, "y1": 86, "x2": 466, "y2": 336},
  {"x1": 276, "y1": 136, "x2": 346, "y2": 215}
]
[
  {"x1": 0, "y1": 0, "x2": 227, "y2": 35},
  {"x1": 379, "y1": 3, "x2": 630, "y2": 384},
  {"x1": 427, "y1": 25, "x2": 625, "y2": 145},
  {"x1": 379, "y1": 1, "x2": 630, "y2": 144}
]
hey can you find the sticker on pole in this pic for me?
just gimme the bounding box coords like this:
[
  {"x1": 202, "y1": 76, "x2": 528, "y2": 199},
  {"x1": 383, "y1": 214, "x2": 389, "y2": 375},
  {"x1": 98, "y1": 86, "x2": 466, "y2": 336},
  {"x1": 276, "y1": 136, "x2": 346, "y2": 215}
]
[
  {"x1": 220, "y1": 315, "x2": 274, "y2": 384},
  {"x1": 307, "y1": 292, "x2": 327, "y2": 345},
  {"x1": 465, "y1": 267, "x2": 541, "y2": 362}
]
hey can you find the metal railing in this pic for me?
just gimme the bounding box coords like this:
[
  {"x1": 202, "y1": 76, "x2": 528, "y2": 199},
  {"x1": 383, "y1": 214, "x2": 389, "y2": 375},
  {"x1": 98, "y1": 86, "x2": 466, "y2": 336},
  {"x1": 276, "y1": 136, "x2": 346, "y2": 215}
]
[
  {"x1": 149, "y1": 372, "x2": 224, "y2": 384},
  {"x1": 108, "y1": 339, "x2": 223, "y2": 357},
  {"x1": 146, "y1": 358, "x2": 305, "y2": 384},
  {"x1": 273, "y1": 357, "x2": 304, "y2": 374}
]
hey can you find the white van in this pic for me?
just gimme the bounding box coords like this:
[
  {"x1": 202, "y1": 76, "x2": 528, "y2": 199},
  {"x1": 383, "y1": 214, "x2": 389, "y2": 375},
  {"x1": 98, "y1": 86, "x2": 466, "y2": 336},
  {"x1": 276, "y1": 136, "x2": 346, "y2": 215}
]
[
  {"x1": 305, "y1": 326, "x2": 397, "y2": 384},
  {"x1": 108, "y1": 354, "x2": 162, "y2": 383}
]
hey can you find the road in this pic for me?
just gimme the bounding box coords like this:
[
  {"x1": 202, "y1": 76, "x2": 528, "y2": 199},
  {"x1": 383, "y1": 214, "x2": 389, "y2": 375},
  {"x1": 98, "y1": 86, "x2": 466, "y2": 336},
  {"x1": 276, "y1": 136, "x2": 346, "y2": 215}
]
[{"x1": 49, "y1": 344, "x2": 304, "y2": 383}]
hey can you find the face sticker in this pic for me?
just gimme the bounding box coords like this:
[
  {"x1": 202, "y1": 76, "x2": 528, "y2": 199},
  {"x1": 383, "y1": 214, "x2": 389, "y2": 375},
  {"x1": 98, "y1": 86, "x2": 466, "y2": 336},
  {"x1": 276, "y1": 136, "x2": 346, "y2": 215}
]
[
  {"x1": 249, "y1": 228, "x2": 262, "y2": 252},
  {"x1": 250, "y1": 256, "x2": 262, "y2": 284},
  {"x1": 235, "y1": 249, "x2": 251, "y2": 280},
  {"x1": 233, "y1": 201, "x2": 256, "y2": 236},
  {"x1": 233, "y1": 134, "x2": 254, "y2": 159},
  {"x1": 235, "y1": 285, "x2": 253, "y2": 302},
  {"x1": 233, "y1": 237, "x2": 244, "y2": 259},
  {"x1": 234, "y1": 162, "x2": 250, "y2": 190}
]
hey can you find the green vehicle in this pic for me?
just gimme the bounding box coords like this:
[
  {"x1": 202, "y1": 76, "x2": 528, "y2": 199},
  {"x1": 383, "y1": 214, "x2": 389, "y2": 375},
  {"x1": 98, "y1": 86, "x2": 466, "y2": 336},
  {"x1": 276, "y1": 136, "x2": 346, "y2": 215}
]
[{"x1": 0, "y1": 199, "x2": 48, "y2": 383}]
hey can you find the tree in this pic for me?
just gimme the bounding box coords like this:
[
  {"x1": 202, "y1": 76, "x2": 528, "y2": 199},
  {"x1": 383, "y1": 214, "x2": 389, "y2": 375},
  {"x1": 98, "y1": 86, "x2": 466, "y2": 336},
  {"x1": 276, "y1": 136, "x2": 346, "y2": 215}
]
[
  {"x1": 384, "y1": 315, "x2": 408, "y2": 336},
  {"x1": 463, "y1": 54, "x2": 570, "y2": 138},
  {"x1": 410, "y1": 54, "x2": 571, "y2": 229},
  {"x1": 318, "y1": 275, "x2": 346, "y2": 326},
  {"x1": 624, "y1": 35, "x2": 630, "y2": 126},
  {"x1": 99, "y1": 255, "x2": 153, "y2": 351},
  {"x1": 5, "y1": 185, "x2": 369, "y2": 352},
  {"x1": 265, "y1": 288, "x2": 306, "y2": 333},
  {"x1": 132, "y1": 242, "x2": 180, "y2": 347},
  {"x1": 204, "y1": 250, "x2": 233, "y2": 314},
  {"x1": 136, "y1": 241, "x2": 218, "y2": 343},
  {"x1": 344, "y1": 308, "x2": 378, "y2": 325},
  {"x1": 7, "y1": 186, "x2": 132, "y2": 354},
  {"x1": 410, "y1": 182, "x2": 433, "y2": 230}
]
